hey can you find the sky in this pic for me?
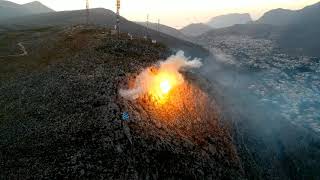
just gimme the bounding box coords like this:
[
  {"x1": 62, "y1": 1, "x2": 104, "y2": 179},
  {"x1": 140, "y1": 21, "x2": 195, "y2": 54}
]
[{"x1": 9, "y1": 0, "x2": 320, "y2": 28}]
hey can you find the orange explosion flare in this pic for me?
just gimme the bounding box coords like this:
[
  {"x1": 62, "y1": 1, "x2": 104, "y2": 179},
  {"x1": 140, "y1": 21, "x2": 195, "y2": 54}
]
[
  {"x1": 148, "y1": 70, "x2": 183, "y2": 103},
  {"x1": 119, "y1": 51, "x2": 202, "y2": 103}
]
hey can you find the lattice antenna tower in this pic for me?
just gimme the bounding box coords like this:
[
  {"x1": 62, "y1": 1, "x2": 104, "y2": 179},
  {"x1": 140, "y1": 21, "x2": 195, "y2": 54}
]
[
  {"x1": 146, "y1": 14, "x2": 149, "y2": 38},
  {"x1": 157, "y1": 19, "x2": 160, "y2": 35},
  {"x1": 116, "y1": 0, "x2": 121, "y2": 36},
  {"x1": 86, "y1": 0, "x2": 90, "y2": 25}
]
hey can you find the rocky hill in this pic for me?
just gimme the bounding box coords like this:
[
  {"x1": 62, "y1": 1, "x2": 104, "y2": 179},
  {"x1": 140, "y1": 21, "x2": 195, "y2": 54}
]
[
  {"x1": 180, "y1": 23, "x2": 213, "y2": 37},
  {"x1": 21, "y1": 1, "x2": 54, "y2": 14},
  {"x1": 256, "y1": 1, "x2": 320, "y2": 26},
  {"x1": 207, "y1": 13, "x2": 252, "y2": 28},
  {"x1": 256, "y1": 9, "x2": 296, "y2": 26},
  {"x1": 0, "y1": 0, "x2": 53, "y2": 20},
  {"x1": 0, "y1": 26, "x2": 243, "y2": 179}
]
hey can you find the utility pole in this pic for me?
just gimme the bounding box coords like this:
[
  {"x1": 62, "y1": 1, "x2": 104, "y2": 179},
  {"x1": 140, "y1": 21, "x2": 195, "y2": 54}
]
[
  {"x1": 146, "y1": 14, "x2": 149, "y2": 38},
  {"x1": 116, "y1": 0, "x2": 121, "y2": 37},
  {"x1": 157, "y1": 19, "x2": 160, "y2": 35},
  {"x1": 86, "y1": 0, "x2": 89, "y2": 25}
]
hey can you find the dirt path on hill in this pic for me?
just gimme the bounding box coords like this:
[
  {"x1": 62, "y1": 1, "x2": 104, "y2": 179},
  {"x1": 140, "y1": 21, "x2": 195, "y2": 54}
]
[{"x1": 0, "y1": 42, "x2": 28, "y2": 58}]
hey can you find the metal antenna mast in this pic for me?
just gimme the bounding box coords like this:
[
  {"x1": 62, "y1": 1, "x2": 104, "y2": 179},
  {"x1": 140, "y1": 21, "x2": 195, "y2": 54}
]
[
  {"x1": 157, "y1": 19, "x2": 160, "y2": 35},
  {"x1": 116, "y1": 0, "x2": 121, "y2": 36},
  {"x1": 146, "y1": 14, "x2": 149, "y2": 38},
  {"x1": 86, "y1": 0, "x2": 90, "y2": 25}
]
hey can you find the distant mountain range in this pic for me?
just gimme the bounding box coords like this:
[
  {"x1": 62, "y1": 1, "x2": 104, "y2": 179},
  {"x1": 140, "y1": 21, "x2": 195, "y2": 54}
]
[
  {"x1": 180, "y1": 23, "x2": 212, "y2": 37},
  {"x1": 197, "y1": 1, "x2": 320, "y2": 56},
  {"x1": 22, "y1": 1, "x2": 53, "y2": 14},
  {"x1": 198, "y1": 24, "x2": 280, "y2": 40},
  {"x1": 256, "y1": 9, "x2": 297, "y2": 26},
  {"x1": 0, "y1": 0, "x2": 53, "y2": 20},
  {"x1": 256, "y1": 2, "x2": 320, "y2": 26},
  {"x1": 207, "y1": 13, "x2": 252, "y2": 28},
  {"x1": 179, "y1": 13, "x2": 252, "y2": 37}
]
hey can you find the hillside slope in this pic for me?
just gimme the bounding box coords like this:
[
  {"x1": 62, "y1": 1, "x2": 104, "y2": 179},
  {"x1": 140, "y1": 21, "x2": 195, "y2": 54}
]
[{"x1": 0, "y1": 26, "x2": 243, "y2": 179}]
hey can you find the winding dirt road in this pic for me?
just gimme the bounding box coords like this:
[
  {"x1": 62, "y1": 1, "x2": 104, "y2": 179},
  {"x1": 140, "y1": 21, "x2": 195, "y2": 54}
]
[{"x1": 0, "y1": 42, "x2": 28, "y2": 58}]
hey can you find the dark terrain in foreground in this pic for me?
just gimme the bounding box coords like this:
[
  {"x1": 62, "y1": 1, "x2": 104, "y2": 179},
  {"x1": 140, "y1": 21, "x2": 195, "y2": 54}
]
[{"x1": 0, "y1": 26, "x2": 243, "y2": 179}]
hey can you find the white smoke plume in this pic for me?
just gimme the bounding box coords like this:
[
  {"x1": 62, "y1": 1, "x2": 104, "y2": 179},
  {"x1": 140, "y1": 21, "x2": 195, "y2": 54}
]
[{"x1": 120, "y1": 51, "x2": 202, "y2": 100}]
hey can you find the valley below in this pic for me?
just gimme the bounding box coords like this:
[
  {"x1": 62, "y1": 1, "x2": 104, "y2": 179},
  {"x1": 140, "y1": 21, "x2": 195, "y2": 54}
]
[{"x1": 196, "y1": 33, "x2": 320, "y2": 179}]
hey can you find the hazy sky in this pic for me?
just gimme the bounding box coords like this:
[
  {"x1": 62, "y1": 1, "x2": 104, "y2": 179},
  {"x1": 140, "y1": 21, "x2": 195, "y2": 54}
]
[{"x1": 9, "y1": 0, "x2": 320, "y2": 28}]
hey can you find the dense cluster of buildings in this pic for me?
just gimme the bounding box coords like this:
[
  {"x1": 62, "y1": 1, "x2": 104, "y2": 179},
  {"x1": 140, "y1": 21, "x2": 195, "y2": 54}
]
[{"x1": 205, "y1": 35, "x2": 320, "y2": 132}]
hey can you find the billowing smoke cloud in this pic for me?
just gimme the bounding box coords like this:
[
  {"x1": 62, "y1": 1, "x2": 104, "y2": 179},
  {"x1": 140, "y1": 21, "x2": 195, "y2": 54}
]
[
  {"x1": 211, "y1": 48, "x2": 236, "y2": 65},
  {"x1": 120, "y1": 51, "x2": 202, "y2": 100},
  {"x1": 160, "y1": 51, "x2": 202, "y2": 70}
]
